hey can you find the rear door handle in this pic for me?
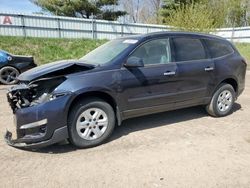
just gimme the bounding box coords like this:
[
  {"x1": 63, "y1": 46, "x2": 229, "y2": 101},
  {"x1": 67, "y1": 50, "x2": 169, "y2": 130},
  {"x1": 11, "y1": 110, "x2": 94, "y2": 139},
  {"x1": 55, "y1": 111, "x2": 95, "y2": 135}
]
[
  {"x1": 205, "y1": 67, "x2": 214, "y2": 72},
  {"x1": 164, "y1": 71, "x2": 176, "y2": 76}
]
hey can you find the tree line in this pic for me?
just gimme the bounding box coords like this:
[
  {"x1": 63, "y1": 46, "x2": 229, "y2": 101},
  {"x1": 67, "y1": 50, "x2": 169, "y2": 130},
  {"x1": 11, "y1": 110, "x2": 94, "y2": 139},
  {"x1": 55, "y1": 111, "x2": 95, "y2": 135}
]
[{"x1": 31, "y1": 0, "x2": 250, "y2": 30}]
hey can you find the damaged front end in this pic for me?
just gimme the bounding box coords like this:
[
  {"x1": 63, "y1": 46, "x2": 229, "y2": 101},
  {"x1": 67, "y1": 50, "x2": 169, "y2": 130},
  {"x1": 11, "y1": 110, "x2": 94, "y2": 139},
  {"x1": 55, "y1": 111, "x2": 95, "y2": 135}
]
[
  {"x1": 5, "y1": 76, "x2": 71, "y2": 149},
  {"x1": 4, "y1": 60, "x2": 95, "y2": 149},
  {"x1": 7, "y1": 77, "x2": 66, "y2": 113}
]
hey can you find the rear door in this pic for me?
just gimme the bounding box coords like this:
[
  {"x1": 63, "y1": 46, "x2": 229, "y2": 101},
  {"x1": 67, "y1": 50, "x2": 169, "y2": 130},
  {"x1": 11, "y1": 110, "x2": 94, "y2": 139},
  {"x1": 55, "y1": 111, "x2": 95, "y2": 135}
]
[{"x1": 171, "y1": 36, "x2": 215, "y2": 106}]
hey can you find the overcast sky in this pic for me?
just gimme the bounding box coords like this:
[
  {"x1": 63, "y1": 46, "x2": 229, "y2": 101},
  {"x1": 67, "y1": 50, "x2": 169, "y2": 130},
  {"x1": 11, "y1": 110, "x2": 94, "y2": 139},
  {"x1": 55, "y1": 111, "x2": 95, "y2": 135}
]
[{"x1": 0, "y1": 0, "x2": 41, "y2": 13}]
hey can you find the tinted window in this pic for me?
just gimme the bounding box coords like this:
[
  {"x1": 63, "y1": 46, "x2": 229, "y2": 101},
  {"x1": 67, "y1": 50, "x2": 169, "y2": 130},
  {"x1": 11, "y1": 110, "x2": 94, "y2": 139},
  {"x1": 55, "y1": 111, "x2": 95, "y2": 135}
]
[
  {"x1": 205, "y1": 39, "x2": 234, "y2": 58},
  {"x1": 173, "y1": 37, "x2": 206, "y2": 61},
  {"x1": 130, "y1": 38, "x2": 171, "y2": 65}
]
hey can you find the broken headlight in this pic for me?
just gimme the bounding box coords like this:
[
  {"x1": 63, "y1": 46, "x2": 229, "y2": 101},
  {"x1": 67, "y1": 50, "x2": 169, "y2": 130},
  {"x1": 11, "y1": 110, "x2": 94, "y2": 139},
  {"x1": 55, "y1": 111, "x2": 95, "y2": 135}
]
[
  {"x1": 29, "y1": 77, "x2": 67, "y2": 105},
  {"x1": 7, "y1": 76, "x2": 67, "y2": 112}
]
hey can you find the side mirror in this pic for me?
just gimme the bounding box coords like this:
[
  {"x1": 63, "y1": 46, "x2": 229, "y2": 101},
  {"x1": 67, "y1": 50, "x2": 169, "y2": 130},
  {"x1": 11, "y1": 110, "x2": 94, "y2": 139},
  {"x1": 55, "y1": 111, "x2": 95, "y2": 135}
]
[{"x1": 124, "y1": 57, "x2": 144, "y2": 68}]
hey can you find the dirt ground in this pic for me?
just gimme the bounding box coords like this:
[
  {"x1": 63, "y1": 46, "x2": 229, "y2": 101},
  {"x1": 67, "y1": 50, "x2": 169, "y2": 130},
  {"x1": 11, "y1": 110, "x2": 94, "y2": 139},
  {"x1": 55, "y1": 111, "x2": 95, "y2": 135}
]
[{"x1": 0, "y1": 72, "x2": 250, "y2": 188}]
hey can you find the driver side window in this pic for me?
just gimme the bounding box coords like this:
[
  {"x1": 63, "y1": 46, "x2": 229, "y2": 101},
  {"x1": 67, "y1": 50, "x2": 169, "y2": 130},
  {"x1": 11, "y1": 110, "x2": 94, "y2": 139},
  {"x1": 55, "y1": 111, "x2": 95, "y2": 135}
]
[{"x1": 130, "y1": 38, "x2": 171, "y2": 66}]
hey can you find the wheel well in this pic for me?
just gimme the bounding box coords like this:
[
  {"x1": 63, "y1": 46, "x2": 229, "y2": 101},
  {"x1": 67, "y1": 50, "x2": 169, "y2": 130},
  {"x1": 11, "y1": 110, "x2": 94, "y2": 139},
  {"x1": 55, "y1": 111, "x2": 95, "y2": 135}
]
[
  {"x1": 68, "y1": 91, "x2": 117, "y2": 119},
  {"x1": 221, "y1": 78, "x2": 238, "y2": 93}
]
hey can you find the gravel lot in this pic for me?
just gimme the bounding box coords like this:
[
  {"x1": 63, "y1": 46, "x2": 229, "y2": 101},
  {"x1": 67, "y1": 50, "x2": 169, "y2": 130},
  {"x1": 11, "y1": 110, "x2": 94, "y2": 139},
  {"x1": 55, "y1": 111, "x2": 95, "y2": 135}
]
[{"x1": 0, "y1": 72, "x2": 250, "y2": 188}]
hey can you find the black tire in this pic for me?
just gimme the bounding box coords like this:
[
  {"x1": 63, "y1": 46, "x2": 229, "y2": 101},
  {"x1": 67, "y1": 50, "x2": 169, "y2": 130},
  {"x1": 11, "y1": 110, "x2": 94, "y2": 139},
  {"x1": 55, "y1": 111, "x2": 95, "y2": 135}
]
[
  {"x1": 206, "y1": 83, "x2": 236, "y2": 117},
  {"x1": 68, "y1": 98, "x2": 115, "y2": 148},
  {"x1": 0, "y1": 66, "x2": 19, "y2": 85}
]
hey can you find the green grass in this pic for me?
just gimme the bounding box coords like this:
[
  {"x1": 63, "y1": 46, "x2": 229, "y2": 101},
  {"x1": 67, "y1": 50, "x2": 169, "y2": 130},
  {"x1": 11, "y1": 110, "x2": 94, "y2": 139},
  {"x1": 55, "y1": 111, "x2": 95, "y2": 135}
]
[
  {"x1": 235, "y1": 43, "x2": 250, "y2": 64},
  {"x1": 0, "y1": 36, "x2": 107, "y2": 65},
  {"x1": 0, "y1": 36, "x2": 249, "y2": 69}
]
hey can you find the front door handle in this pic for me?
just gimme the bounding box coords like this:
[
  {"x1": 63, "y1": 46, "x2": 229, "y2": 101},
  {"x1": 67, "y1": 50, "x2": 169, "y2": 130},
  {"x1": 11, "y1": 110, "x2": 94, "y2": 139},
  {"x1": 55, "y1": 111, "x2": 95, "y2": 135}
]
[
  {"x1": 164, "y1": 71, "x2": 176, "y2": 76},
  {"x1": 205, "y1": 67, "x2": 214, "y2": 72}
]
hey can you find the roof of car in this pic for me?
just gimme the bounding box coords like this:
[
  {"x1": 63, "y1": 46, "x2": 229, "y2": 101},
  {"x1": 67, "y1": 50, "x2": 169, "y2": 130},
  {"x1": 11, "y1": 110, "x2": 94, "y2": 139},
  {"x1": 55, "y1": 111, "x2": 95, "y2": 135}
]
[{"x1": 121, "y1": 31, "x2": 227, "y2": 41}]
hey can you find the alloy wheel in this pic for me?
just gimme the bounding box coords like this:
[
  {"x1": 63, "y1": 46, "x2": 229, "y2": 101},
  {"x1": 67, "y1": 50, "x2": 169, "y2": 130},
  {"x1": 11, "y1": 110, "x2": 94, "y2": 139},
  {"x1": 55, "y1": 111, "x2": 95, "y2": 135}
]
[
  {"x1": 76, "y1": 108, "x2": 108, "y2": 140},
  {"x1": 217, "y1": 90, "x2": 233, "y2": 112}
]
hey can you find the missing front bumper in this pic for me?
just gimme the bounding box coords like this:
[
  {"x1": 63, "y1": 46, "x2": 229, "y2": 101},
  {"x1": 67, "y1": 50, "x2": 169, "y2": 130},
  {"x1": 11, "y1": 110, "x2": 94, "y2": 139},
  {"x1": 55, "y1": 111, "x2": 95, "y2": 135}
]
[{"x1": 4, "y1": 126, "x2": 68, "y2": 149}]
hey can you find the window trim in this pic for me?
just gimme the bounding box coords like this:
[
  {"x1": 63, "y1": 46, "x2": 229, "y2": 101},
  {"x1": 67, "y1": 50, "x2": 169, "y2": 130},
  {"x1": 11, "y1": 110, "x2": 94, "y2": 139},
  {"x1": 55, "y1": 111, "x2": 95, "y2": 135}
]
[{"x1": 125, "y1": 37, "x2": 174, "y2": 67}]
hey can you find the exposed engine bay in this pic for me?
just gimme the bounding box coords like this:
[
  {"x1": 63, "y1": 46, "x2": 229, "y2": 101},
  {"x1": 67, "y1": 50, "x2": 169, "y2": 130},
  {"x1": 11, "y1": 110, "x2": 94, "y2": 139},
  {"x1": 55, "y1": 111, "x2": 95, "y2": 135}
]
[
  {"x1": 7, "y1": 77, "x2": 66, "y2": 112},
  {"x1": 7, "y1": 63, "x2": 95, "y2": 113}
]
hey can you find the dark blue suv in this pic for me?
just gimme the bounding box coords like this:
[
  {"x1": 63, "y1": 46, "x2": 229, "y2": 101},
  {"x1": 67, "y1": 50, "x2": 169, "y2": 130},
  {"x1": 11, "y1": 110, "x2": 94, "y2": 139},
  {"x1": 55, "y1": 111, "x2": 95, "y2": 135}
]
[{"x1": 5, "y1": 32, "x2": 247, "y2": 149}]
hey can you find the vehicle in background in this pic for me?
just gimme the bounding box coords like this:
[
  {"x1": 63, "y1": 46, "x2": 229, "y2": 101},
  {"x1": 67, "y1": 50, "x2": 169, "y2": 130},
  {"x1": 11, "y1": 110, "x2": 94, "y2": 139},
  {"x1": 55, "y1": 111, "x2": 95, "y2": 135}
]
[
  {"x1": 5, "y1": 32, "x2": 247, "y2": 149},
  {"x1": 0, "y1": 50, "x2": 37, "y2": 85}
]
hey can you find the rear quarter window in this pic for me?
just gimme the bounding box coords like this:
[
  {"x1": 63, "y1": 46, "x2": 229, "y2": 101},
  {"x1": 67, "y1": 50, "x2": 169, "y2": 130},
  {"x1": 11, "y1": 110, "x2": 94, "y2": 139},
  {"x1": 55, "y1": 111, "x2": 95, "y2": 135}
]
[
  {"x1": 204, "y1": 39, "x2": 234, "y2": 58},
  {"x1": 172, "y1": 37, "x2": 206, "y2": 62}
]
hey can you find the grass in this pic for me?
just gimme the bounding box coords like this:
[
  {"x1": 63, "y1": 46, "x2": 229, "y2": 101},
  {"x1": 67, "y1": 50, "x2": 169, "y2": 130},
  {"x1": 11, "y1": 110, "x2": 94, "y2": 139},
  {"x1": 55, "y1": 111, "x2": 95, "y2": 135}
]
[
  {"x1": 0, "y1": 36, "x2": 249, "y2": 68},
  {"x1": 235, "y1": 43, "x2": 250, "y2": 64},
  {"x1": 0, "y1": 36, "x2": 107, "y2": 65}
]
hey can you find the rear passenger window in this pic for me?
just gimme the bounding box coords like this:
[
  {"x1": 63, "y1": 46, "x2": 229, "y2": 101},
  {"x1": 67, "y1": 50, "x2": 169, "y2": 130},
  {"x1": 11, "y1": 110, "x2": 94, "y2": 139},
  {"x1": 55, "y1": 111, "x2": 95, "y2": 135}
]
[
  {"x1": 204, "y1": 39, "x2": 234, "y2": 58},
  {"x1": 173, "y1": 37, "x2": 206, "y2": 62}
]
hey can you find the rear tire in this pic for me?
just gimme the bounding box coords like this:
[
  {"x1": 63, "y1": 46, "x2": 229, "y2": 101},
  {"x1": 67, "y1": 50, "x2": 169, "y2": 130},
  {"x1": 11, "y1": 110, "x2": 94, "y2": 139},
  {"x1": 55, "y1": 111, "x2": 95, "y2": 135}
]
[
  {"x1": 206, "y1": 84, "x2": 236, "y2": 117},
  {"x1": 0, "y1": 66, "x2": 19, "y2": 85},
  {"x1": 68, "y1": 98, "x2": 115, "y2": 148}
]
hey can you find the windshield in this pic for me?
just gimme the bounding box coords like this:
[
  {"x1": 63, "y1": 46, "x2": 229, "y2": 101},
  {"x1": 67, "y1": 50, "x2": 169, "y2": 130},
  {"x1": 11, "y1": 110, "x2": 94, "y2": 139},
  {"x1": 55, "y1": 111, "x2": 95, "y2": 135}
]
[{"x1": 80, "y1": 39, "x2": 138, "y2": 65}]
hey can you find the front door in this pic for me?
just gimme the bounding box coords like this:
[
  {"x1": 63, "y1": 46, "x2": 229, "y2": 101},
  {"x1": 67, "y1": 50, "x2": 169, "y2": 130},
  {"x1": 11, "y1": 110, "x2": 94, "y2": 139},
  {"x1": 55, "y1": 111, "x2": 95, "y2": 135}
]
[{"x1": 119, "y1": 38, "x2": 180, "y2": 117}]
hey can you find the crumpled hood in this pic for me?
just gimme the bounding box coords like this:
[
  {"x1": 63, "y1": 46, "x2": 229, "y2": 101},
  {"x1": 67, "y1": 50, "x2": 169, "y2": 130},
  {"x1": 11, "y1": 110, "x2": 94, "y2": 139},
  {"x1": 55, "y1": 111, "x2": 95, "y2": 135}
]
[{"x1": 18, "y1": 59, "x2": 95, "y2": 81}]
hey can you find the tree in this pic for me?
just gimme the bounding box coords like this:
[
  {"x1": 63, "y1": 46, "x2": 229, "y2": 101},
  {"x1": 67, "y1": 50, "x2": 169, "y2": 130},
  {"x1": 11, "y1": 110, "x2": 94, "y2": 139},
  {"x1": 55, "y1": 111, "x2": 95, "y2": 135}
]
[
  {"x1": 147, "y1": 0, "x2": 162, "y2": 24},
  {"x1": 165, "y1": 2, "x2": 220, "y2": 32},
  {"x1": 31, "y1": 0, "x2": 126, "y2": 21},
  {"x1": 160, "y1": 0, "x2": 202, "y2": 22},
  {"x1": 206, "y1": 0, "x2": 250, "y2": 27},
  {"x1": 226, "y1": 0, "x2": 249, "y2": 27},
  {"x1": 121, "y1": 0, "x2": 141, "y2": 23},
  {"x1": 161, "y1": 0, "x2": 250, "y2": 27},
  {"x1": 121, "y1": 0, "x2": 162, "y2": 24}
]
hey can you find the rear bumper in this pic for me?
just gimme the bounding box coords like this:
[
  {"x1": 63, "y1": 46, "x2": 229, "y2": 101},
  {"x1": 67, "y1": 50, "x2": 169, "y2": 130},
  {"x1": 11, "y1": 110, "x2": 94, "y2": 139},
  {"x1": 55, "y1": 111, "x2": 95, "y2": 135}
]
[
  {"x1": 5, "y1": 126, "x2": 68, "y2": 149},
  {"x1": 238, "y1": 86, "x2": 245, "y2": 97},
  {"x1": 237, "y1": 73, "x2": 246, "y2": 98}
]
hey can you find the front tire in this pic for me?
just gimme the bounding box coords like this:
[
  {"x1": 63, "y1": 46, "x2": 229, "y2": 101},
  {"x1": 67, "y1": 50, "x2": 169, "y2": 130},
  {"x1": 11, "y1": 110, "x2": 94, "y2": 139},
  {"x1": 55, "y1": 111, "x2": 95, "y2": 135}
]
[
  {"x1": 206, "y1": 84, "x2": 236, "y2": 117},
  {"x1": 68, "y1": 98, "x2": 115, "y2": 148}
]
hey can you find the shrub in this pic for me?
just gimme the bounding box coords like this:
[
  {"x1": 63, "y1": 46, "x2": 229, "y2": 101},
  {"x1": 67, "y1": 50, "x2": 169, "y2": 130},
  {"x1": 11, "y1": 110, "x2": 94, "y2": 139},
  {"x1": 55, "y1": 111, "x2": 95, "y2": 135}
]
[{"x1": 166, "y1": 2, "x2": 221, "y2": 32}]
